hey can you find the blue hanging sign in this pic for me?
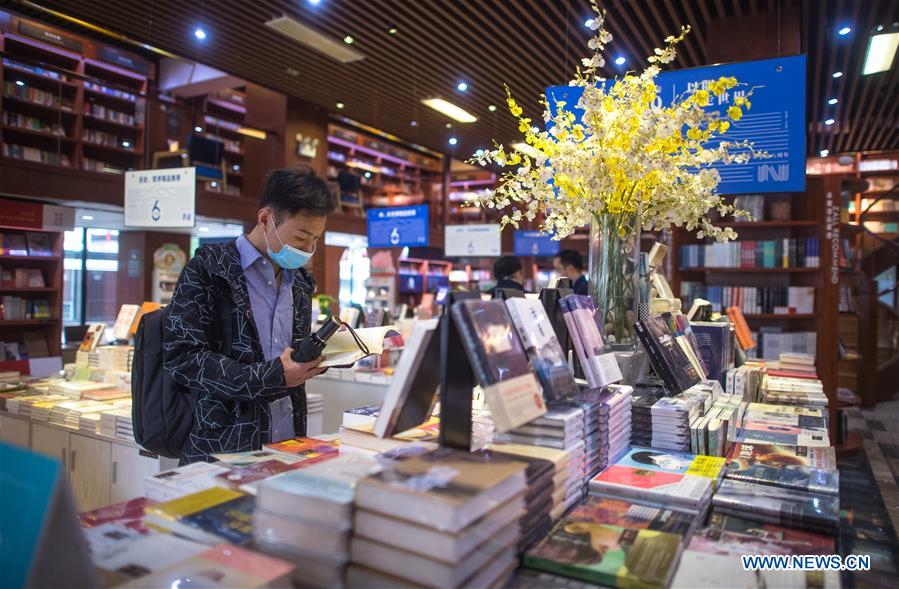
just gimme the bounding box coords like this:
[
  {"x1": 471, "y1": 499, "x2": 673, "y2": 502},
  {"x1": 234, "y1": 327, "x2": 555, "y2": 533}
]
[
  {"x1": 367, "y1": 205, "x2": 430, "y2": 248},
  {"x1": 545, "y1": 54, "x2": 807, "y2": 194},
  {"x1": 514, "y1": 230, "x2": 560, "y2": 257}
]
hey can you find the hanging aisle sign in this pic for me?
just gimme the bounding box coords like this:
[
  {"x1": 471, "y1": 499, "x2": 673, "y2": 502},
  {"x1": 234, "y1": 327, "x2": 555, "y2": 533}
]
[
  {"x1": 445, "y1": 224, "x2": 501, "y2": 257},
  {"x1": 514, "y1": 230, "x2": 560, "y2": 257},
  {"x1": 546, "y1": 54, "x2": 807, "y2": 194},
  {"x1": 367, "y1": 205, "x2": 429, "y2": 248},
  {"x1": 125, "y1": 167, "x2": 196, "y2": 228}
]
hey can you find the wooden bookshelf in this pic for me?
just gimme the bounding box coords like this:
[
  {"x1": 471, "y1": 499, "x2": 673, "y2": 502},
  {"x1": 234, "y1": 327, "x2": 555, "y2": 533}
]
[
  {"x1": 192, "y1": 88, "x2": 247, "y2": 197},
  {"x1": 0, "y1": 18, "x2": 150, "y2": 176},
  {"x1": 0, "y1": 224, "x2": 63, "y2": 359}
]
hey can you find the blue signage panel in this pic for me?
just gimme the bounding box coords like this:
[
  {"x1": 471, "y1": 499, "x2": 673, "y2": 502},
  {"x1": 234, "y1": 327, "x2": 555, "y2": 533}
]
[
  {"x1": 514, "y1": 230, "x2": 560, "y2": 257},
  {"x1": 367, "y1": 205, "x2": 429, "y2": 248},
  {"x1": 546, "y1": 54, "x2": 806, "y2": 194}
]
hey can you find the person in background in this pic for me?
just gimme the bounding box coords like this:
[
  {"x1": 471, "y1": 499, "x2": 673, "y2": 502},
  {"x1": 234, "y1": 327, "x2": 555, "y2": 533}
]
[
  {"x1": 164, "y1": 167, "x2": 336, "y2": 464},
  {"x1": 554, "y1": 249, "x2": 589, "y2": 296},
  {"x1": 490, "y1": 255, "x2": 527, "y2": 295}
]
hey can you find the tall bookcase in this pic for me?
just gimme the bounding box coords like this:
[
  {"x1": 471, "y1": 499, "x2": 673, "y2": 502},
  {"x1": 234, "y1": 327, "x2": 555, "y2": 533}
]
[
  {"x1": 0, "y1": 224, "x2": 63, "y2": 371},
  {"x1": 0, "y1": 20, "x2": 149, "y2": 175},
  {"x1": 197, "y1": 88, "x2": 246, "y2": 197},
  {"x1": 671, "y1": 176, "x2": 840, "y2": 429}
]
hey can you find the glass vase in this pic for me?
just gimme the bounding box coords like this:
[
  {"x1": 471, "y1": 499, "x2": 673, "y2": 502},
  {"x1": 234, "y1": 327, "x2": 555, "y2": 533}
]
[{"x1": 588, "y1": 211, "x2": 641, "y2": 350}]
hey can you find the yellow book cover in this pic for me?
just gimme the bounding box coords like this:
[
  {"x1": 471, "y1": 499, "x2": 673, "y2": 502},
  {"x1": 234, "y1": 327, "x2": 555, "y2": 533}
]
[
  {"x1": 146, "y1": 487, "x2": 244, "y2": 522},
  {"x1": 686, "y1": 455, "x2": 726, "y2": 481}
]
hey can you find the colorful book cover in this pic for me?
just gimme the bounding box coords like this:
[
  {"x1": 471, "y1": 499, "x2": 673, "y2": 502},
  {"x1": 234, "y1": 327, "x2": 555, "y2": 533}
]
[
  {"x1": 567, "y1": 496, "x2": 695, "y2": 538},
  {"x1": 723, "y1": 462, "x2": 839, "y2": 496},
  {"x1": 264, "y1": 436, "x2": 340, "y2": 462},
  {"x1": 147, "y1": 487, "x2": 254, "y2": 546},
  {"x1": 25, "y1": 232, "x2": 52, "y2": 256},
  {"x1": 706, "y1": 512, "x2": 835, "y2": 552},
  {"x1": 589, "y1": 465, "x2": 712, "y2": 509},
  {"x1": 523, "y1": 518, "x2": 682, "y2": 588},
  {"x1": 79, "y1": 497, "x2": 156, "y2": 533},
  {"x1": 711, "y1": 479, "x2": 840, "y2": 533},
  {"x1": 726, "y1": 442, "x2": 836, "y2": 470},
  {"x1": 214, "y1": 459, "x2": 302, "y2": 492}
]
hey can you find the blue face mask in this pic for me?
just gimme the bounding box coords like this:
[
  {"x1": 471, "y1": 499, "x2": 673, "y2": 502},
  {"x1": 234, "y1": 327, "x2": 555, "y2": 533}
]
[{"x1": 264, "y1": 223, "x2": 314, "y2": 269}]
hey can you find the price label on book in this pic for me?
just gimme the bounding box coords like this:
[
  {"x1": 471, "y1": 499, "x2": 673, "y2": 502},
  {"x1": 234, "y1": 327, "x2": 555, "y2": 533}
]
[
  {"x1": 125, "y1": 167, "x2": 196, "y2": 228},
  {"x1": 546, "y1": 55, "x2": 807, "y2": 194}
]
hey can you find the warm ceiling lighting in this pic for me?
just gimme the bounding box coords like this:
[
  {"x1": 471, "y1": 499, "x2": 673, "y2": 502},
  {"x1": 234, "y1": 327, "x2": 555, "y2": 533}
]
[
  {"x1": 421, "y1": 98, "x2": 478, "y2": 123},
  {"x1": 387, "y1": 26, "x2": 398, "y2": 35},
  {"x1": 343, "y1": 35, "x2": 354, "y2": 45},
  {"x1": 194, "y1": 28, "x2": 207, "y2": 40},
  {"x1": 457, "y1": 81, "x2": 468, "y2": 92},
  {"x1": 488, "y1": 104, "x2": 497, "y2": 112},
  {"x1": 512, "y1": 142, "x2": 541, "y2": 159},
  {"x1": 445, "y1": 123, "x2": 452, "y2": 129},
  {"x1": 863, "y1": 31, "x2": 899, "y2": 75},
  {"x1": 336, "y1": 101, "x2": 345, "y2": 109},
  {"x1": 265, "y1": 16, "x2": 364, "y2": 63},
  {"x1": 237, "y1": 126, "x2": 267, "y2": 140},
  {"x1": 410, "y1": 120, "x2": 418, "y2": 127}
]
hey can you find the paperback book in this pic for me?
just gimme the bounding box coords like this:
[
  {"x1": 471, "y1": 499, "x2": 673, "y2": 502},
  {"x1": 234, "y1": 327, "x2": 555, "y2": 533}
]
[{"x1": 711, "y1": 479, "x2": 840, "y2": 534}]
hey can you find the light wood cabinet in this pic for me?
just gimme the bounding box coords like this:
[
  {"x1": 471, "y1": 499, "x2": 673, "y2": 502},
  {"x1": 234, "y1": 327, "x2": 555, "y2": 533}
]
[
  {"x1": 31, "y1": 423, "x2": 69, "y2": 469},
  {"x1": 0, "y1": 414, "x2": 30, "y2": 448},
  {"x1": 69, "y1": 433, "x2": 111, "y2": 511},
  {"x1": 110, "y1": 445, "x2": 158, "y2": 504}
]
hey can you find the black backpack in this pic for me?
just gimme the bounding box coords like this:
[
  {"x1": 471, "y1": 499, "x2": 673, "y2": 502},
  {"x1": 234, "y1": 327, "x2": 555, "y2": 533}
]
[{"x1": 131, "y1": 307, "x2": 197, "y2": 459}]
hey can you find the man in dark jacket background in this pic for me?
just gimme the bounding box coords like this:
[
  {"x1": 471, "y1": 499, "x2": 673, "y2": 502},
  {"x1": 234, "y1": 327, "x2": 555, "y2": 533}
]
[
  {"x1": 164, "y1": 167, "x2": 335, "y2": 463},
  {"x1": 554, "y1": 249, "x2": 589, "y2": 296}
]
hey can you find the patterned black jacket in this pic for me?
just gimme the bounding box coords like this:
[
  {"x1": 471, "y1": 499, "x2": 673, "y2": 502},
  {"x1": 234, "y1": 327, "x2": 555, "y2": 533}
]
[{"x1": 163, "y1": 241, "x2": 313, "y2": 464}]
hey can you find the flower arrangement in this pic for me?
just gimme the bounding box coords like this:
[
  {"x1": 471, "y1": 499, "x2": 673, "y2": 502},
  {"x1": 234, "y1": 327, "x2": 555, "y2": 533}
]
[
  {"x1": 469, "y1": 1, "x2": 759, "y2": 242},
  {"x1": 469, "y1": 0, "x2": 762, "y2": 347}
]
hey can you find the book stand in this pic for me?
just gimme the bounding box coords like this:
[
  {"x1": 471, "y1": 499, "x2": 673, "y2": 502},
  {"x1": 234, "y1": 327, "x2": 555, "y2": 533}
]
[
  {"x1": 539, "y1": 280, "x2": 585, "y2": 379},
  {"x1": 438, "y1": 291, "x2": 482, "y2": 451}
]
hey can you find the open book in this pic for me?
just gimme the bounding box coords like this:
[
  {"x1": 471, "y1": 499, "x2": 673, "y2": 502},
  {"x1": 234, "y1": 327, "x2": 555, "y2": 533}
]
[{"x1": 320, "y1": 325, "x2": 401, "y2": 368}]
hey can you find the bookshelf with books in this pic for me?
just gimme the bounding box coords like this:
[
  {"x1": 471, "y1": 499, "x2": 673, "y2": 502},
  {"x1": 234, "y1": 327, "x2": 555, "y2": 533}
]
[
  {"x1": 0, "y1": 225, "x2": 63, "y2": 367},
  {"x1": 197, "y1": 88, "x2": 246, "y2": 197},
  {"x1": 0, "y1": 15, "x2": 150, "y2": 177},
  {"x1": 672, "y1": 175, "x2": 841, "y2": 428}
]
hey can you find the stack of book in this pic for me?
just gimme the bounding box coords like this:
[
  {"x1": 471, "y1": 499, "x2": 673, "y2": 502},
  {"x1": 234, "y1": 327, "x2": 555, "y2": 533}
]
[
  {"x1": 573, "y1": 385, "x2": 633, "y2": 477},
  {"x1": 488, "y1": 442, "x2": 572, "y2": 526},
  {"x1": 650, "y1": 396, "x2": 701, "y2": 451},
  {"x1": 253, "y1": 453, "x2": 380, "y2": 589},
  {"x1": 711, "y1": 479, "x2": 840, "y2": 535},
  {"x1": 493, "y1": 406, "x2": 587, "y2": 507},
  {"x1": 96, "y1": 346, "x2": 134, "y2": 372},
  {"x1": 144, "y1": 486, "x2": 255, "y2": 546},
  {"x1": 524, "y1": 495, "x2": 698, "y2": 588},
  {"x1": 690, "y1": 392, "x2": 743, "y2": 457},
  {"x1": 630, "y1": 379, "x2": 667, "y2": 447},
  {"x1": 760, "y1": 375, "x2": 828, "y2": 407},
  {"x1": 341, "y1": 404, "x2": 381, "y2": 428},
  {"x1": 589, "y1": 447, "x2": 717, "y2": 512},
  {"x1": 145, "y1": 462, "x2": 232, "y2": 502},
  {"x1": 49, "y1": 380, "x2": 114, "y2": 400},
  {"x1": 349, "y1": 448, "x2": 526, "y2": 589},
  {"x1": 339, "y1": 417, "x2": 441, "y2": 454},
  {"x1": 100, "y1": 407, "x2": 132, "y2": 439},
  {"x1": 7, "y1": 394, "x2": 66, "y2": 417},
  {"x1": 725, "y1": 364, "x2": 765, "y2": 401},
  {"x1": 115, "y1": 408, "x2": 135, "y2": 441}
]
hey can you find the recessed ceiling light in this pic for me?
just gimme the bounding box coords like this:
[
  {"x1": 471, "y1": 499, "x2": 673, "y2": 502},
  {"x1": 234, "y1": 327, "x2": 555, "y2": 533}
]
[
  {"x1": 194, "y1": 126, "x2": 203, "y2": 133},
  {"x1": 584, "y1": 19, "x2": 592, "y2": 28},
  {"x1": 820, "y1": 149, "x2": 830, "y2": 157},
  {"x1": 614, "y1": 56, "x2": 626, "y2": 66},
  {"x1": 232, "y1": 164, "x2": 240, "y2": 171},
  {"x1": 488, "y1": 104, "x2": 497, "y2": 112},
  {"x1": 336, "y1": 101, "x2": 345, "y2": 109},
  {"x1": 445, "y1": 123, "x2": 452, "y2": 129},
  {"x1": 448, "y1": 137, "x2": 458, "y2": 146},
  {"x1": 343, "y1": 35, "x2": 354, "y2": 45},
  {"x1": 828, "y1": 97, "x2": 838, "y2": 105},
  {"x1": 457, "y1": 81, "x2": 468, "y2": 92},
  {"x1": 364, "y1": 171, "x2": 372, "y2": 178},
  {"x1": 308, "y1": 0, "x2": 322, "y2": 4},
  {"x1": 387, "y1": 26, "x2": 398, "y2": 35},
  {"x1": 15, "y1": 80, "x2": 24, "y2": 86},
  {"x1": 832, "y1": 71, "x2": 843, "y2": 78},
  {"x1": 410, "y1": 120, "x2": 418, "y2": 127},
  {"x1": 198, "y1": 226, "x2": 210, "y2": 233},
  {"x1": 825, "y1": 118, "x2": 836, "y2": 125},
  {"x1": 81, "y1": 215, "x2": 95, "y2": 221},
  {"x1": 863, "y1": 31, "x2": 899, "y2": 75},
  {"x1": 421, "y1": 98, "x2": 478, "y2": 123},
  {"x1": 194, "y1": 28, "x2": 207, "y2": 40},
  {"x1": 121, "y1": 140, "x2": 131, "y2": 148},
  {"x1": 838, "y1": 26, "x2": 852, "y2": 36}
]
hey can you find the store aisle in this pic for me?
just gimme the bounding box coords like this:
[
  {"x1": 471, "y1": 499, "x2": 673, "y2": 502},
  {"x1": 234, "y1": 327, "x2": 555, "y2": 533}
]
[{"x1": 841, "y1": 396, "x2": 899, "y2": 588}]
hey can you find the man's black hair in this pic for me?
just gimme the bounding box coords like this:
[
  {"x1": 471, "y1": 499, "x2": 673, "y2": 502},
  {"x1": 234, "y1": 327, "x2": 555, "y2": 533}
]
[
  {"x1": 260, "y1": 167, "x2": 337, "y2": 222},
  {"x1": 493, "y1": 255, "x2": 522, "y2": 280},
  {"x1": 556, "y1": 249, "x2": 584, "y2": 272}
]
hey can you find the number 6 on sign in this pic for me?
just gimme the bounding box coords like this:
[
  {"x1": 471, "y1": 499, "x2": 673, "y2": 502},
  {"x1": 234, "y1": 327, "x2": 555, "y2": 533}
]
[{"x1": 151, "y1": 200, "x2": 161, "y2": 222}]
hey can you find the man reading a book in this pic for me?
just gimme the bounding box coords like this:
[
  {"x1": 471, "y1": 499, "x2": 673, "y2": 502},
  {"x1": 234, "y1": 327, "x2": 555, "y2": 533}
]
[
  {"x1": 164, "y1": 167, "x2": 335, "y2": 464},
  {"x1": 554, "y1": 249, "x2": 588, "y2": 296}
]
